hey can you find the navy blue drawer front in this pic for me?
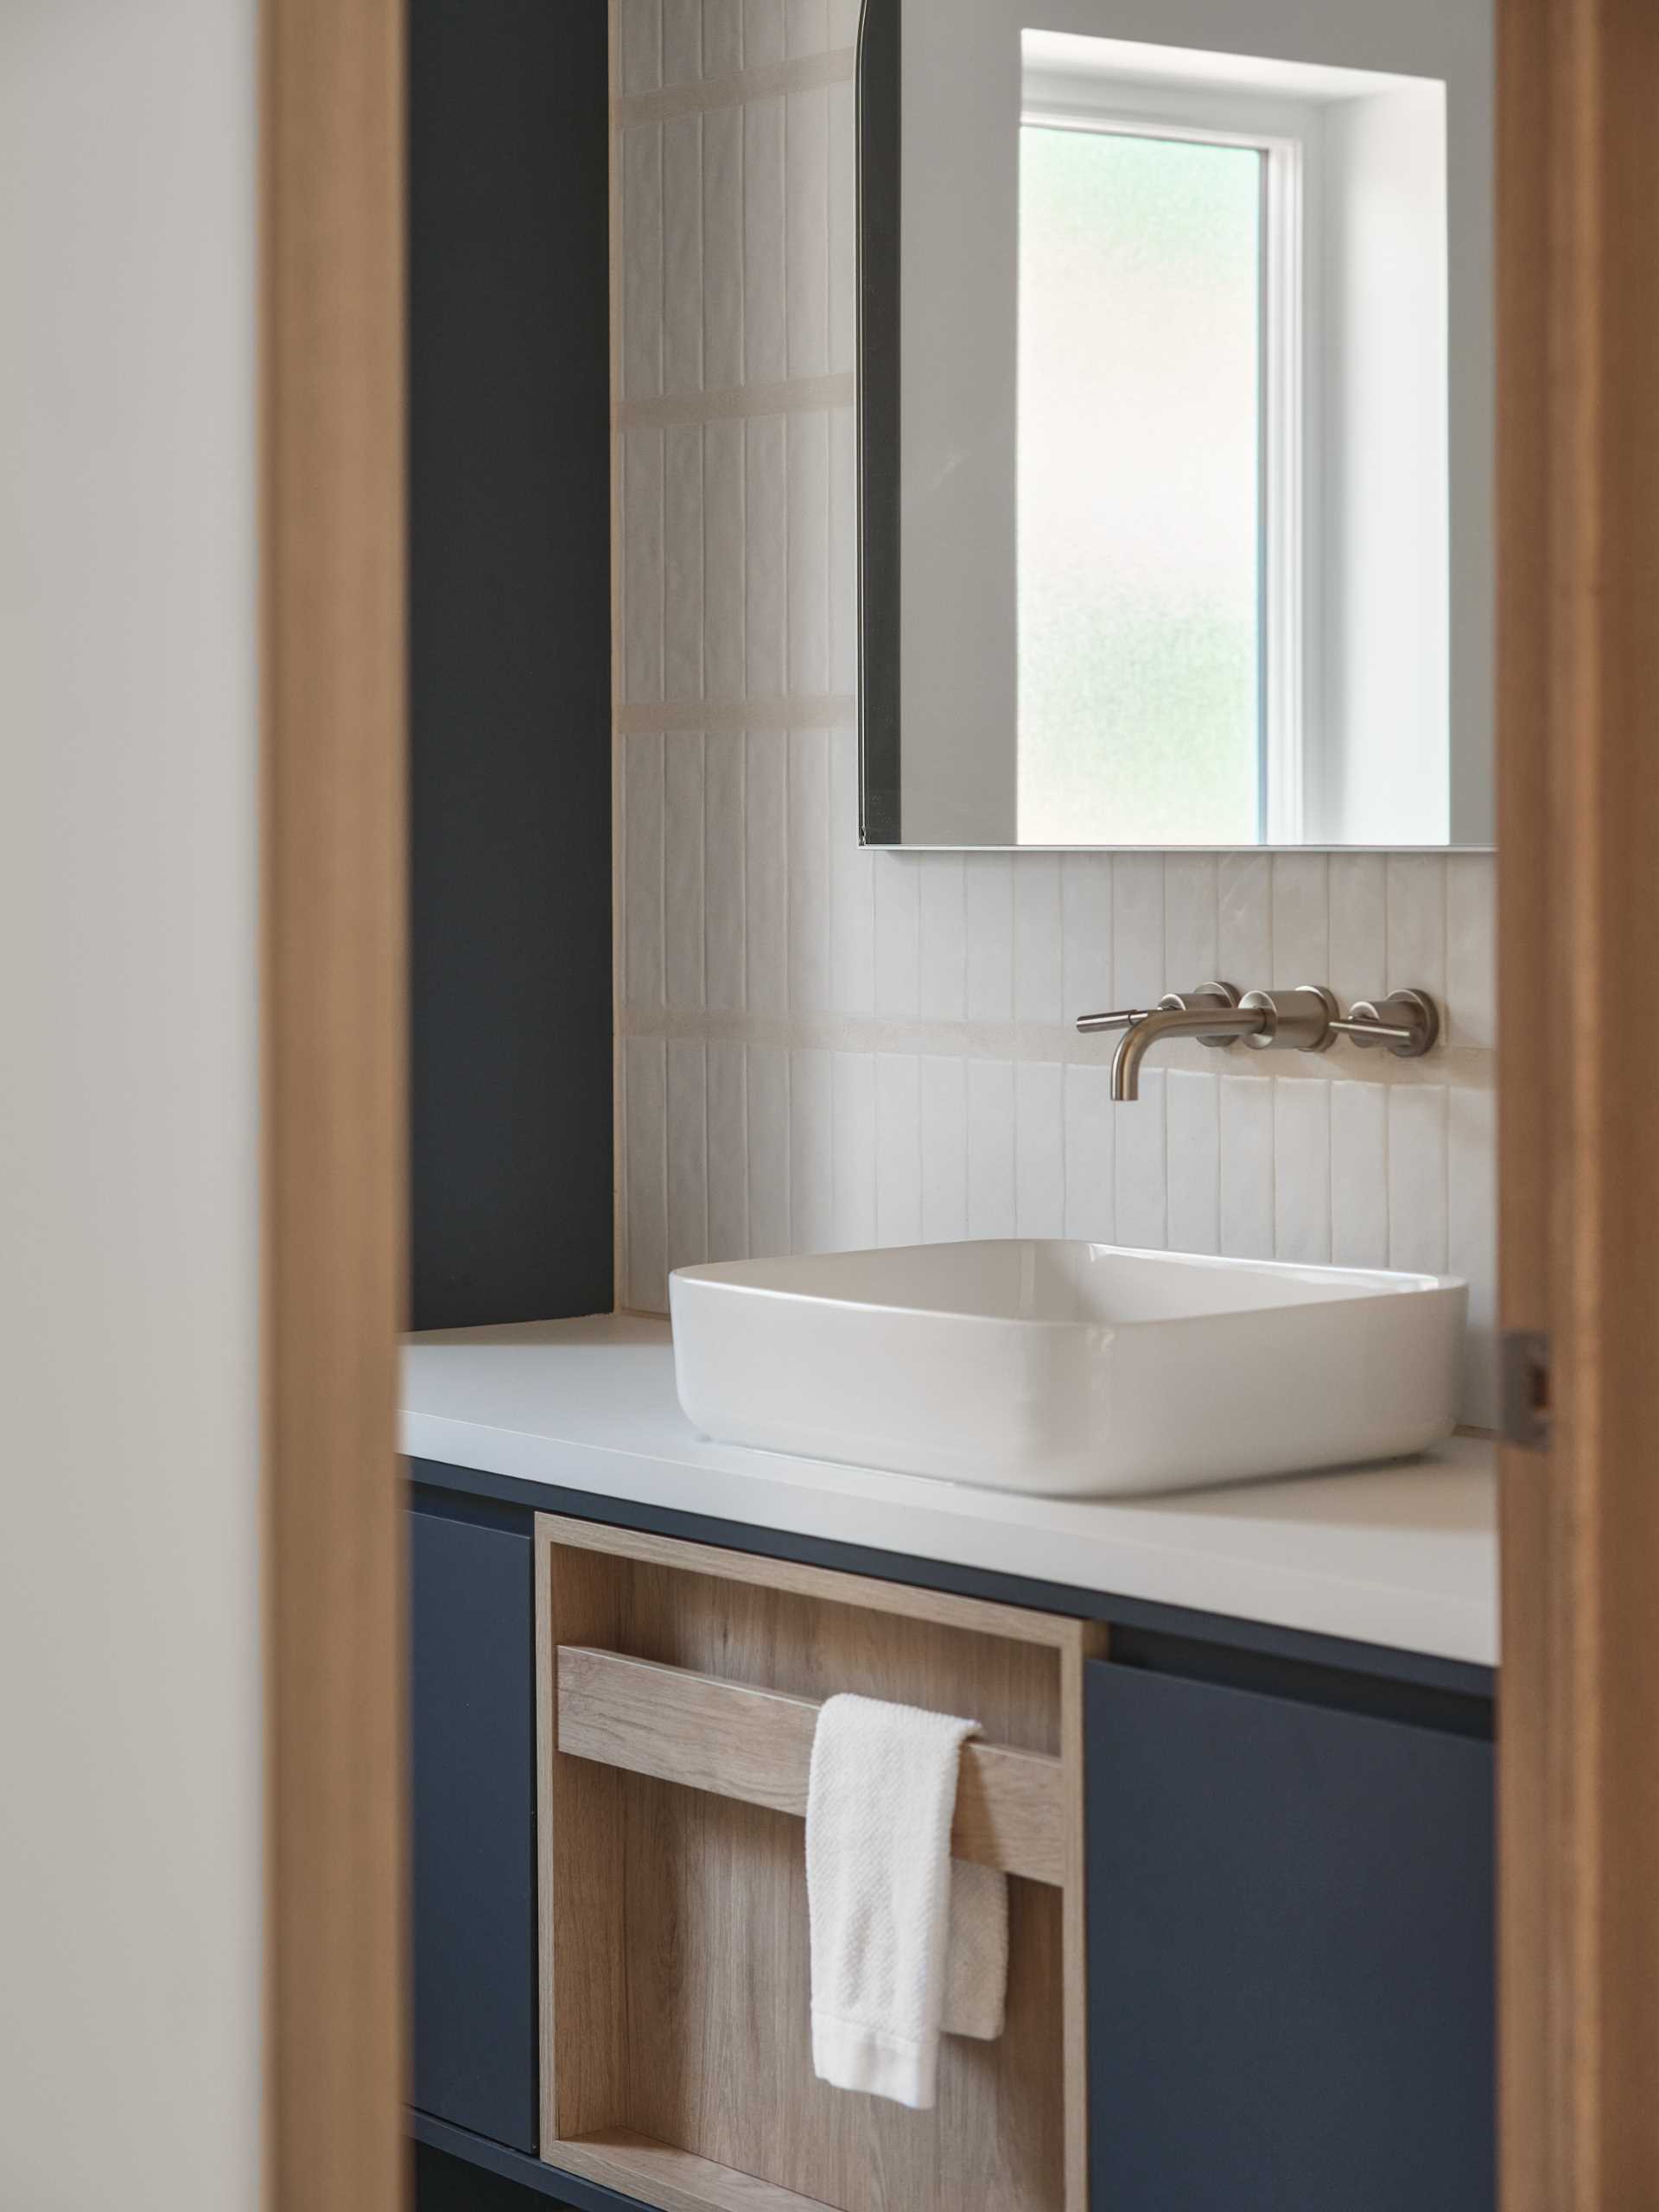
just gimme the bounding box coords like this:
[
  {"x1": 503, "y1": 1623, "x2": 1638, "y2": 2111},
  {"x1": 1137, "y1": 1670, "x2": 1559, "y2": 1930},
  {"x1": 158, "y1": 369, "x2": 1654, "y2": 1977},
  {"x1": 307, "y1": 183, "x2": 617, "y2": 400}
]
[
  {"x1": 411, "y1": 1503, "x2": 539, "y2": 2154},
  {"x1": 1085, "y1": 1659, "x2": 1495, "y2": 2212}
]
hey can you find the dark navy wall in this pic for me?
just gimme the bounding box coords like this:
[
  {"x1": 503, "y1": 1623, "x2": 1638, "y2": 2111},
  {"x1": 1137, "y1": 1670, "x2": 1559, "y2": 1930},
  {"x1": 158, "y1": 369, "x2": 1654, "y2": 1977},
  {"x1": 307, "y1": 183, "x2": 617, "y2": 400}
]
[{"x1": 409, "y1": 0, "x2": 613, "y2": 1331}]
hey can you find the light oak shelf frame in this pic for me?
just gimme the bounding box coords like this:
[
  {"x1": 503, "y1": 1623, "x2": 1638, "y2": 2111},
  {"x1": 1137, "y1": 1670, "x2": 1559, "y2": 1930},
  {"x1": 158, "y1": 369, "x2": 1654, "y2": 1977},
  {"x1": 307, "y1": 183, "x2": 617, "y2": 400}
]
[
  {"x1": 556, "y1": 1643, "x2": 1067, "y2": 1885},
  {"x1": 535, "y1": 1514, "x2": 1105, "y2": 2212}
]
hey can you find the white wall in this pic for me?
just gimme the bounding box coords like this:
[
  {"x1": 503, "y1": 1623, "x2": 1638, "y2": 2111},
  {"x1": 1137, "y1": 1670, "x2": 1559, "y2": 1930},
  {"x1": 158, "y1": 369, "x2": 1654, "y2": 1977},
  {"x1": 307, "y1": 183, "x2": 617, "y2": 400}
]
[
  {"x1": 0, "y1": 5, "x2": 264, "y2": 2208},
  {"x1": 613, "y1": 0, "x2": 1497, "y2": 1427}
]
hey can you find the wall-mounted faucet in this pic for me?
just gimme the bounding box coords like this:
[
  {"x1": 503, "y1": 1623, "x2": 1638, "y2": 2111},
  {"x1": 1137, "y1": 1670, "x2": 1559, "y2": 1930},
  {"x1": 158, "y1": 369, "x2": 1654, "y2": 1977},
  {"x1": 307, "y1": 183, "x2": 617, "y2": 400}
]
[{"x1": 1077, "y1": 982, "x2": 1441, "y2": 1101}]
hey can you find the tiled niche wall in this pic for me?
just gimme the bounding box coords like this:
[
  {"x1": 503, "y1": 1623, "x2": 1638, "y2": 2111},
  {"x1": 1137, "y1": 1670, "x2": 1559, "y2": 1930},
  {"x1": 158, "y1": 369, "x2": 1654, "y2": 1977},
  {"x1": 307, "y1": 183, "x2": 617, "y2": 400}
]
[{"x1": 612, "y1": 0, "x2": 1500, "y2": 1425}]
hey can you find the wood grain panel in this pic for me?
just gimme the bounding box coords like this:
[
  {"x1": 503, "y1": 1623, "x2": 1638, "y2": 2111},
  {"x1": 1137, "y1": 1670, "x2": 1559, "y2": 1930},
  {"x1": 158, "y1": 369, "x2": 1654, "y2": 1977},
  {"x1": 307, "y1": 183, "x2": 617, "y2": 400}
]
[
  {"x1": 556, "y1": 1645, "x2": 1066, "y2": 1884},
  {"x1": 538, "y1": 1544, "x2": 628, "y2": 2149},
  {"x1": 555, "y1": 2131, "x2": 840, "y2": 2212},
  {"x1": 263, "y1": 3, "x2": 406, "y2": 2208},
  {"x1": 536, "y1": 1516, "x2": 1086, "y2": 2212},
  {"x1": 1497, "y1": 0, "x2": 1659, "y2": 2203},
  {"x1": 539, "y1": 1512, "x2": 1080, "y2": 1646}
]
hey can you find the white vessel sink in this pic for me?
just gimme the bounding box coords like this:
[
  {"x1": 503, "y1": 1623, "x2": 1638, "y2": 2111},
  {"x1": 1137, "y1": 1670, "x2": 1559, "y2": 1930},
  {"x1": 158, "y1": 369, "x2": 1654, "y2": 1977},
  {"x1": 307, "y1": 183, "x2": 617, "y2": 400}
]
[{"x1": 670, "y1": 1242, "x2": 1466, "y2": 1498}]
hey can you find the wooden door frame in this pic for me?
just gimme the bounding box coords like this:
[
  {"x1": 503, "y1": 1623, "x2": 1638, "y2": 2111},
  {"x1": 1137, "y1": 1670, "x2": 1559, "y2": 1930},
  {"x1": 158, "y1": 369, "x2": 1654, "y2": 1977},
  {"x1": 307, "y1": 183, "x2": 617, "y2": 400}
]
[
  {"x1": 257, "y1": 0, "x2": 1659, "y2": 2202},
  {"x1": 1498, "y1": 0, "x2": 1659, "y2": 2203},
  {"x1": 264, "y1": 1, "x2": 408, "y2": 2206}
]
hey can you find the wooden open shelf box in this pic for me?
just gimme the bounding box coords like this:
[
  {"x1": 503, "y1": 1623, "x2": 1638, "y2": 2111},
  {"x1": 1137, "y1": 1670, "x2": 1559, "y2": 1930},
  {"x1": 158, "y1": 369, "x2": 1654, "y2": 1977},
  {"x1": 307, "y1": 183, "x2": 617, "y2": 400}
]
[{"x1": 535, "y1": 1514, "x2": 1103, "y2": 2212}]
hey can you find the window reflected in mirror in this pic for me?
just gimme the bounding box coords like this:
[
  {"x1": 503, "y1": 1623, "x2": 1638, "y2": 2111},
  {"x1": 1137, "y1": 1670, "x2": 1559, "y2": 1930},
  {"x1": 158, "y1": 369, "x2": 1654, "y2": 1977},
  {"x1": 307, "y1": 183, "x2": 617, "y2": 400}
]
[{"x1": 859, "y1": 5, "x2": 1494, "y2": 851}]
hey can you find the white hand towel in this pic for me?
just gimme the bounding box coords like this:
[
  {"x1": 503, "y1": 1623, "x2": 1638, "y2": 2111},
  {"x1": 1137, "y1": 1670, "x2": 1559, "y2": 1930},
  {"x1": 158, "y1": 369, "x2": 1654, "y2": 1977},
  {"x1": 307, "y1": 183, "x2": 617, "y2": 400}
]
[{"x1": 804, "y1": 1693, "x2": 1009, "y2": 2110}]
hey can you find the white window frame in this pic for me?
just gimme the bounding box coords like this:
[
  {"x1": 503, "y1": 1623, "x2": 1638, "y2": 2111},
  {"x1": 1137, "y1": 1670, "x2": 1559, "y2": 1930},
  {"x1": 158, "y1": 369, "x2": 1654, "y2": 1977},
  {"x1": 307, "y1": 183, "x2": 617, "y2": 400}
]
[{"x1": 1020, "y1": 69, "x2": 1325, "y2": 844}]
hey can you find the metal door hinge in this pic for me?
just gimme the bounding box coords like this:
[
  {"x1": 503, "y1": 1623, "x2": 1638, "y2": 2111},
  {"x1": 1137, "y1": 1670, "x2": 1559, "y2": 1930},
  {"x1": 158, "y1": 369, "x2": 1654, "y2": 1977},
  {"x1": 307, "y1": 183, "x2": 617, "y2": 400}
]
[{"x1": 1499, "y1": 1330, "x2": 1552, "y2": 1452}]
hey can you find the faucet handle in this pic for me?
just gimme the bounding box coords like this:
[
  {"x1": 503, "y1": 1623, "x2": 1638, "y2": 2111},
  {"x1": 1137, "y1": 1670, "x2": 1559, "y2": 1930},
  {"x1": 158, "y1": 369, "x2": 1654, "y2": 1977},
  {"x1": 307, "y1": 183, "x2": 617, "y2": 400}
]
[
  {"x1": 1078, "y1": 982, "x2": 1243, "y2": 1039},
  {"x1": 1158, "y1": 982, "x2": 1248, "y2": 1050},
  {"x1": 1332, "y1": 988, "x2": 1441, "y2": 1058}
]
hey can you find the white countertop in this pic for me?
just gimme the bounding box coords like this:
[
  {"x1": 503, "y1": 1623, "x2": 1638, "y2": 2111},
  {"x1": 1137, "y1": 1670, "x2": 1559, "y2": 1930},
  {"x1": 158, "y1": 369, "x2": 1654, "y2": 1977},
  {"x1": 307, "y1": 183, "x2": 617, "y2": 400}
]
[{"x1": 403, "y1": 1314, "x2": 1498, "y2": 1669}]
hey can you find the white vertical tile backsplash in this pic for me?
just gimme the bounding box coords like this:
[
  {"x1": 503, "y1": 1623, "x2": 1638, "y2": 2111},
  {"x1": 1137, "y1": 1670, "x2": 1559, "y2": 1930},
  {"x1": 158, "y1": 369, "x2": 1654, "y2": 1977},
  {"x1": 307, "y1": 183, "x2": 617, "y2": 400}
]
[
  {"x1": 744, "y1": 734, "x2": 788, "y2": 1014},
  {"x1": 701, "y1": 105, "x2": 744, "y2": 387},
  {"x1": 1111, "y1": 855, "x2": 1166, "y2": 1009},
  {"x1": 741, "y1": 99, "x2": 787, "y2": 383},
  {"x1": 830, "y1": 1051, "x2": 878, "y2": 1248},
  {"x1": 874, "y1": 1053, "x2": 923, "y2": 1246},
  {"x1": 1163, "y1": 854, "x2": 1218, "y2": 989},
  {"x1": 1386, "y1": 854, "x2": 1450, "y2": 1001},
  {"x1": 663, "y1": 116, "x2": 704, "y2": 391},
  {"x1": 873, "y1": 854, "x2": 920, "y2": 1019},
  {"x1": 612, "y1": 19, "x2": 1500, "y2": 1427},
  {"x1": 1446, "y1": 854, "x2": 1497, "y2": 1050},
  {"x1": 663, "y1": 734, "x2": 705, "y2": 1011},
  {"x1": 625, "y1": 1038, "x2": 670, "y2": 1310},
  {"x1": 1014, "y1": 1060, "x2": 1066, "y2": 1238},
  {"x1": 1217, "y1": 852, "x2": 1273, "y2": 986},
  {"x1": 1270, "y1": 855, "x2": 1331, "y2": 988},
  {"x1": 919, "y1": 1055, "x2": 969, "y2": 1243},
  {"x1": 742, "y1": 0, "x2": 785, "y2": 69},
  {"x1": 1061, "y1": 855, "x2": 1114, "y2": 1016},
  {"x1": 963, "y1": 853, "x2": 1015, "y2": 1022},
  {"x1": 662, "y1": 0, "x2": 702, "y2": 84},
  {"x1": 785, "y1": 88, "x2": 832, "y2": 378},
  {"x1": 1448, "y1": 1084, "x2": 1498, "y2": 1415},
  {"x1": 786, "y1": 412, "x2": 831, "y2": 692},
  {"x1": 1219, "y1": 1078, "x2": 1275, "y2": 1261},
  {"x1": 1330, "y1": 1081, "x2": 1391, "y2": 1270},
  {"x1": 663, "y1": 422, "x2": 704, "y2": 697},
  {"x1": 666, "y1": 1039, "x2": 710, "y2": 1274},
  {"x1": 966, "y1": 1059, "x2": 1018, "y2": 1239},
  {"x1": 788, "y1": 1046, "x2": 834, "y2": 1251},
  {"x1": 747, "y1": 1046, "x2": 791, "y2": 1257},
  {"x1": 1328, "y1": 853, "x2": 1388, "y2": 1014},
  {"x1": 785, "y1": 728, "x2": 830, "y2": 1012},
  {"x1": 621, "y1": 0, "x2": 663, "y2": 93},
  {"x1": 703, "y1": 0, "x2": 743, "y2": 78},
  {"x1": 1063, "y1": 1065, "x2": 1116, "y2": 1241},
  {"x1": 702, "y1": 731, "x2": 747, "y2": 1008},
  {"x1": 1013, "y1": 855, "x2": 1063, "y2": 1025},
  {"x1": 622, "y1": 126, "x2": 664, "y2": 399},
  {"x1": 918, "y1": 855, "x2": 967, "y2": 1022},
  {"x1": 742, "y1": 416, "x2": 787, "y2": 695},
  {"x1": 1165, "y1": 1071, "x2": 1220, "y2": 1256},
  {"x1": 1388, "y1": 1085, "x2": 1452, "y2": 1275},
  {"x1": 623, "y1": 733, "x2": 664, "y2": 1011},
  {"x1": 1273, "y1": 1080, "x2": 1333, "y2": 1265},
  {"x1": 1114, "y1": 1068, "x2": 1168, "y2": 1249},
  {"x1": 621, "y1": 430, "x2": 664, "y2": 701}
]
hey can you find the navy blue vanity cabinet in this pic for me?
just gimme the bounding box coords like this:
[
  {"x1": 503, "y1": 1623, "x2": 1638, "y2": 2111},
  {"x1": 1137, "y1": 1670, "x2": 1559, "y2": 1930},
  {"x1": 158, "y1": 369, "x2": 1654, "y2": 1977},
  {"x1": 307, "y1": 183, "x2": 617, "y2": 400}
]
[
  {"x1": 1084, "y1": 1656, "x2": 1495, "y2": 2212},
  {"x1": 410, "y1": 1495, "x2": 540, "y2": 2155}
]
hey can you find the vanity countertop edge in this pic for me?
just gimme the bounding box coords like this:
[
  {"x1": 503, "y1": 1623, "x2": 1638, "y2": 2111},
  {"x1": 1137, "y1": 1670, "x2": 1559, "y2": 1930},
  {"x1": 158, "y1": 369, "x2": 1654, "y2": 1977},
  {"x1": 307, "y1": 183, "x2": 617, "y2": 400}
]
[{"x1": 402, "y1": 1313, "x2": 1497, "y2": 1672}]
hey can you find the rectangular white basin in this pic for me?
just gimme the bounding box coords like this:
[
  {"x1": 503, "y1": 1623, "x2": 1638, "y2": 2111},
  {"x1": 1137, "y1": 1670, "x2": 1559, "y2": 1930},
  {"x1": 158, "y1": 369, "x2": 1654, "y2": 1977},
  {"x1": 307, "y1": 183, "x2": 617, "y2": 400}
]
[{"x1": 670, "y1": 1242, "x2": 1467, "y2": 1497}]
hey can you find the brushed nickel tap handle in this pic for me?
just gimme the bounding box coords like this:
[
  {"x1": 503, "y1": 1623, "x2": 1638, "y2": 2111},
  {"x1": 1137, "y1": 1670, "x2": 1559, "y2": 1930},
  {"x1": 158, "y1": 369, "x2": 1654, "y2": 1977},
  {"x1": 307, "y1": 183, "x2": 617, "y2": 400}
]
[
  {"x1": 1238, "y1": 984, "x2": 1341, "y2": 1055},
  {"x1": 1331, "y1": 988, "x2": 1441, "y2": 1058},
  {"x1": 1156, "y1": 982, "x2": 1249, "y2": 1050}
]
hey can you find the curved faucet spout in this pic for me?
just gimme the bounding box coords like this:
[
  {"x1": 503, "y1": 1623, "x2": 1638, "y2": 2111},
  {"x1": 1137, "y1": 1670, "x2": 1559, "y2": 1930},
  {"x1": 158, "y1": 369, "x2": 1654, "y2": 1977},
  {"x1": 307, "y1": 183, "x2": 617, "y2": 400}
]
[{"x1": 1111, "y1": 1004, "x2": 1264, "y2": 1102}]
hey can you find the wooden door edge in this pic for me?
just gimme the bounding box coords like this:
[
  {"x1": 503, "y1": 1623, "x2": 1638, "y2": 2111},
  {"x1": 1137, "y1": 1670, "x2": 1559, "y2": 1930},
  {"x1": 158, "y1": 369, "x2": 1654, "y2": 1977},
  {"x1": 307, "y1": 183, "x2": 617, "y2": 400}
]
[{"x1": 263, "y1": 2, "x2": 410, "y2": 2206}]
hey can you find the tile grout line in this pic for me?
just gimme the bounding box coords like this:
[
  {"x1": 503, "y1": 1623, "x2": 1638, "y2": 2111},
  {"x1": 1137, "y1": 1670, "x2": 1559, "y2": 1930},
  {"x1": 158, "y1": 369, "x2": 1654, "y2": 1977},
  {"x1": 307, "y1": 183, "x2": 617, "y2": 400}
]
[{"x1": 614, "y1": 44, "x2": 855, "y2": 128}]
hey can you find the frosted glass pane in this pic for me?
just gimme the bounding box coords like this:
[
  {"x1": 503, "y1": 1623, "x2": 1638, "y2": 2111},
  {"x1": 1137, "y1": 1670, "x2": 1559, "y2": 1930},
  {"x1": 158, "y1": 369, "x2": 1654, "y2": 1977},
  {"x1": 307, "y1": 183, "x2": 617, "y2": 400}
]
[{"x1": 1017, "y1": 126, "x2": 1262, "y2": 845}]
